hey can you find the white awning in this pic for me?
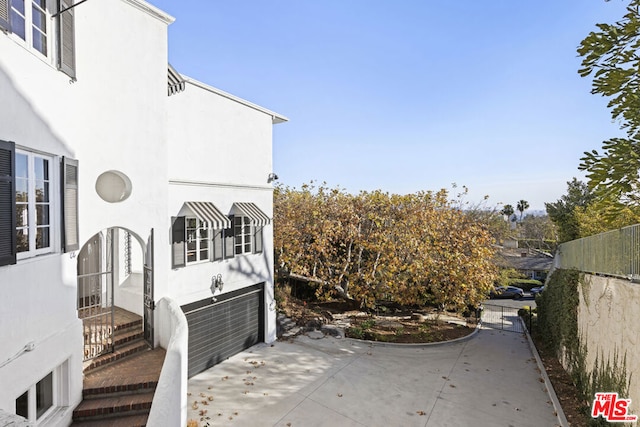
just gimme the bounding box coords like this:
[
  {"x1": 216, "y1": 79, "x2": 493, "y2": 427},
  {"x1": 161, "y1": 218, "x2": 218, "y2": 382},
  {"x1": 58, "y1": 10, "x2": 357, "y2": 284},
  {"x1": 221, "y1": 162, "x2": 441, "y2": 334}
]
[
  {"x1": 232, "y1": 202, "x2": 271, "y2": 226},
  {"x1": 183, "y1": 202, "x2": 231, "y2": 229}
]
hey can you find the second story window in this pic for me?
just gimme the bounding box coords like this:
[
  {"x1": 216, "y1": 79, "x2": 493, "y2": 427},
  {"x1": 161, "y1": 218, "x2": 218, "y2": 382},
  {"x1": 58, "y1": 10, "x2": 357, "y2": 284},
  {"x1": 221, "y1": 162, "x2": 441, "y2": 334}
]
[
  {"x1": 10, "y1": 0, "x2": 48, "y2": 56},
  {"x1": 186, "y1": 217, "x2": 209, "y2": 264},
  {"x1": 0, "y1": 140, "x2": 79, "y2": 266},
  {"x1": 1, "y1": 0, "x2": 76, "y2": 78},
  {"x1": 234, "y1": 216, "x2": 252, "y2": 255}
]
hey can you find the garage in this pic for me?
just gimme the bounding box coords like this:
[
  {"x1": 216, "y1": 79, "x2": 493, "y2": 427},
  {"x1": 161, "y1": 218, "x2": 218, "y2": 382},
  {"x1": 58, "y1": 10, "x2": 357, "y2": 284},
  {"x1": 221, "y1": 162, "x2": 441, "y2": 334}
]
[{"x1": 182, "y1": 283, "x2": 265, "y2": 378}]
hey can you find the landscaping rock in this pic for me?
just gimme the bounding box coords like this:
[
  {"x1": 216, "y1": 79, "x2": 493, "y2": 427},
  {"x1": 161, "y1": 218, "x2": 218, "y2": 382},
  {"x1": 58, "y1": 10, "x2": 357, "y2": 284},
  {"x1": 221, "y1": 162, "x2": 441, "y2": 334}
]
[
  {"x1": 306, "y1": 330, "x2": 325, "y2": 340},
  {"x1": 321, "y1": 324, "x2": 343, "y2": 338}
]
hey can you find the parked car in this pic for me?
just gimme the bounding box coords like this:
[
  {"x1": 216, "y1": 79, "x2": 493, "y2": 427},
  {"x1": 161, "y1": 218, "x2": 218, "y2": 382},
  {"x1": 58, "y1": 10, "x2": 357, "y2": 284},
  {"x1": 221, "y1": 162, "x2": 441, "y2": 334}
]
[
  {"x1": 530, "y1": 286, "x2": 545, "y2": 297},
  {"x1": 490, "y1": 286, "x2": 524, "y2": 299}
]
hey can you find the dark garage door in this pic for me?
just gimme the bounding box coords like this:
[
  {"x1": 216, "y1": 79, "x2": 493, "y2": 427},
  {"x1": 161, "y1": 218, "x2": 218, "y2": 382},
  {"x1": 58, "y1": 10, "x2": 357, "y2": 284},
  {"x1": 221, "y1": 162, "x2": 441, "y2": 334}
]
[{"x1": 183, "y1": 283, "x2": 264, "y2": 378}]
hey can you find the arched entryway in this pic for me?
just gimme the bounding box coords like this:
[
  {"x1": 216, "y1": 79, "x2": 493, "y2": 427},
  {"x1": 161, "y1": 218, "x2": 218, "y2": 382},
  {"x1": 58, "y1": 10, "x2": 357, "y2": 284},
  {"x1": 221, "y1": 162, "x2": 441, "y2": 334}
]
[{"x1": 77, "y1": 227, "x2": 154, "y2": 361}]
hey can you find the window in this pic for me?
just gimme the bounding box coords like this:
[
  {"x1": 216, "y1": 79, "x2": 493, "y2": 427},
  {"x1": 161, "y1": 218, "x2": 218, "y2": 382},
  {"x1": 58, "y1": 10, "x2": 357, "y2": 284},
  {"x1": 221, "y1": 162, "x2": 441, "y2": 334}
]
[
  {"x1": 16, "y1": 150, "x2": 52, "y2": 257},
  {"x1": 8, "y1": 0, "x2": 48, "y2": 56},
  {"x1": 15, "y1": 371, "x2": 54, "y2": 421},
  {"x1": 0, "y1": 141, "x2": 78, "y2": 266},
  {"x1": 186, "y1": 217, "x2": 209, "y2": 264},
  {"x1": 0, "y1": 0, "x2": 76, "y2": 78},
  {"x1": 171, "y1": 209, "x2": 265, "y2": 267},
  {"x1": 234, "y1": 216, "x2": 252, "y2": 255},
  {"x1": 171, "y1": 217, "x2": 234, "y2": 267},
  {"x1": 14, "y1": 361, "x2": 69, "y2": 423},
  {"x1": 171, "y1": 216, "x2": 216, "y2": 267}
]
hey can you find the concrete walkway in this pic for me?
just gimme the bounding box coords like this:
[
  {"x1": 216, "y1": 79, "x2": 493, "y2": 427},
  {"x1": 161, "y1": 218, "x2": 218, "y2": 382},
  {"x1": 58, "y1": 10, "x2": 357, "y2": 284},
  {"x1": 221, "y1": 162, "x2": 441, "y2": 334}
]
[{"x1": 187, "y1": 327, "x2": 561, "y2": 427}]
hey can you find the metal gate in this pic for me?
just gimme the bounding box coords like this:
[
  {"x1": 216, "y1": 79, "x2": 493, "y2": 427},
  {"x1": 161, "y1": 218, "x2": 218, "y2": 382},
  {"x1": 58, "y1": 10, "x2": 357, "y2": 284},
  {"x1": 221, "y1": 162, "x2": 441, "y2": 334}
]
[
  {"x1": 77, "y1": 230, "x2": 115, "y2": 360},
  {"x1": 143, "y1": 229, "x2": 154, "y2": 348},
  {"x1": 482, "y1": 303, "x2": 525, "y2": 333}
]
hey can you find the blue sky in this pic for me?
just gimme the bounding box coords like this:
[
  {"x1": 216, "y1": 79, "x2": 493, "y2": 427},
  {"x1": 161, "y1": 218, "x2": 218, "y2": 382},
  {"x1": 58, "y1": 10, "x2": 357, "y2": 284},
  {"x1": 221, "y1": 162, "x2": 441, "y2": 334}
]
[{"x1": 151, "y1": 0, "x2": 628, "y2": 211}]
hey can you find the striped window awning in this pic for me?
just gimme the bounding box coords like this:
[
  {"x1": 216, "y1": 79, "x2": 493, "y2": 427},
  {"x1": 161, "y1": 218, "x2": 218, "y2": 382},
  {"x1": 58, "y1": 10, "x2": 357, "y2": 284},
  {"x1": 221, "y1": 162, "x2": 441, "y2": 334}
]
[
  {"x1": 183, "y1": 202, "x2": 231, "y2": 229},
  {"x1": 232, "y1": 202, "x2": 271, "y2": 226},
  {"x1": 168, "y1": 64, "x2": 186, "y2": 96}
]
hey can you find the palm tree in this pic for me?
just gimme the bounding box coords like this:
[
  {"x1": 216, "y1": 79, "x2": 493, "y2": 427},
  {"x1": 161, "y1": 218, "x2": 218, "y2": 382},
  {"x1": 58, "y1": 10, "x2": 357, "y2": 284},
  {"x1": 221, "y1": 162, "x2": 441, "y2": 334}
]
[
  {"x1": 501, "y1": 204, "x2": 514, "y2": 221},
  {"x1": 517, "y1": 200, "x2": 530, "y2": 221}
]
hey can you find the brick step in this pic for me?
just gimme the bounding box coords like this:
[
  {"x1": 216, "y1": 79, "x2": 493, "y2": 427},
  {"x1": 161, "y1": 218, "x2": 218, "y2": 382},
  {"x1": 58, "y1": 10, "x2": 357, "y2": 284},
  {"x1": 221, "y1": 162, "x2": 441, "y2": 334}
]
[
  {"x1": 84, "y1": 340, "x2": 149, "y2": 373},
  {"x1": 83, "y1": 378, "x2": 158, "y2": 400},
  {"x1": 114, "y1": 316, "x2": 142, "y2": 332},
  {"x1": 83, "y1": 318, "x2": 142, "y2": 338},
  {"x1": 72, "y1": 392, "x2": 154, "y2": 422},
  {"x1": 70, "y1": 413, "x2": 148, "y2": 427},
  {"x1": 113, "y1": 329, "x2": 144, "y2": 347}
]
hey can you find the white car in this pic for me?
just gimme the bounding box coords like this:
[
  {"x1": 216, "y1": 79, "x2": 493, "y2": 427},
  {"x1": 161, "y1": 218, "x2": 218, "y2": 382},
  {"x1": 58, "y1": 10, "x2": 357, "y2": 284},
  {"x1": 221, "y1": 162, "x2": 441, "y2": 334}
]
[{"x1": 531, "y1": 286, "x2": 545, "y2": 297}]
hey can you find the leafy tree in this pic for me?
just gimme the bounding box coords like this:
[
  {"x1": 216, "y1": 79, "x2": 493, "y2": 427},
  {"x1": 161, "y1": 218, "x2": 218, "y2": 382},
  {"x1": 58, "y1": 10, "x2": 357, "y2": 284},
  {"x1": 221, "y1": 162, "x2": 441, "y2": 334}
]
[
  {"x1": 516, "y1": 200, "x2": 530, "y2": 221},
  {"x1": 577, "y1": 1, "x2": 640, "y2": 212},
  {"x1": 519, "y1": 214, "x2": 557, "y2": 251},
  {"x1": 500, "y1": 204, "x2": 515, "y2": 220},
  {"x1": 574, "y1": 202, "x2": 640, "y2": 236},
  {"x1": 273, "y1": 183, "x2": 498, "y2": 310},
  {"x1": 545, "y1": 178, "x2": 595, "y2": 242}
]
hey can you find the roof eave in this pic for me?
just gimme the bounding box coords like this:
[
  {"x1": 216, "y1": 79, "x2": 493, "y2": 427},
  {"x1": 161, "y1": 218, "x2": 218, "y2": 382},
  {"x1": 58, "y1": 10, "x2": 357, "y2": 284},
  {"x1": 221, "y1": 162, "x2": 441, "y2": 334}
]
[{"x1": 183, "y1": 77, "x2": 288, "y2": 124}]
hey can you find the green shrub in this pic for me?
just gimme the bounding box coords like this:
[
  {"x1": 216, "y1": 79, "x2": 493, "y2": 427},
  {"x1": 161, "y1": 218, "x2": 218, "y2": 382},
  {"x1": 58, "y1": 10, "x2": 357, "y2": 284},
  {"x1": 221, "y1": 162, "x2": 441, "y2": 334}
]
[
  {"x1": 537, "y1": 269, "x2": 630, "y2": 425},
  {"x1": 361, "y1": 319, "x2": 376, "y2": 330},
  {"x1": 347, "y1": 326, "x2": 364, "y2": 339}
]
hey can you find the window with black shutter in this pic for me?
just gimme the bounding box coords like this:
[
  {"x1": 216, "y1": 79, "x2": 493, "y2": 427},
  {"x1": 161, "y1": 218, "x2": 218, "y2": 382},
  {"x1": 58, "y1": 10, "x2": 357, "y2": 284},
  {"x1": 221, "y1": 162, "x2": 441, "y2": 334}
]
[
  {"x1": 223, "y1": 216, "x2": 234, "y2": 259},
  {"x1": 62, "y1": 157, "x2": 78, "y2": 252},
  {"x1": 0, "y1": 140, "x2": 16, "y2": 266},
  {"x1": 171, "y1": 216, "x2": 186, "y2": 268},
  {"x1": 0, "y1": 0, "x2": 10, "y2": 32},
  {"x1": 57, "y1": 0, "x2": 75, "y2": 79},
  {"x1": 253, "y1": 226, "x2": 263, "y2": 254},
  {"x1": 212, "y1": 229, "x2": 223, "y2": 261}
]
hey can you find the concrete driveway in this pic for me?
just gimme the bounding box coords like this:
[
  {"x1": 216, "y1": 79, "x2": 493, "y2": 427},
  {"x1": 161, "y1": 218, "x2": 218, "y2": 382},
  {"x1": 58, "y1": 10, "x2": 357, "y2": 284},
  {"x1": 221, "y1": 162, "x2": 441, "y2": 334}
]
[{"x1": 187, "y1": 326, "x2": 562, "y2": 427}]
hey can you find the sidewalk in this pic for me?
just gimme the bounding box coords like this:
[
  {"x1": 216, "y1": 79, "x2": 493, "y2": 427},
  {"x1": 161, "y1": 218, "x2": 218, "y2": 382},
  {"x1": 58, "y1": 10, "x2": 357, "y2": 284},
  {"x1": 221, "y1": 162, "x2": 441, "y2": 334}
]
[{"x1": 187, "y1": 327, "x2": 561, "y2": 426}]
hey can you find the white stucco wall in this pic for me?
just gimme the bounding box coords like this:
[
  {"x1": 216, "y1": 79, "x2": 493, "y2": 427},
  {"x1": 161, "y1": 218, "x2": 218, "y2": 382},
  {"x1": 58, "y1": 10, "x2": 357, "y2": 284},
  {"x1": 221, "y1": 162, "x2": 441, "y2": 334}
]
[
  {"x1": 149, "y1": 297, "x2": 189, "y2": 427},
  {"x1": 166, "y1": 80, "x2": 283, "y2": 343},
  {"x1": 577, "y1": 274, "x2": 640, "y2": 414},
  {"x1": 1, "y1": 0, "x2": 285, "y2": 423},
  {"x1": 0, "y1": 0, "x2": 173, "y2": 422}
]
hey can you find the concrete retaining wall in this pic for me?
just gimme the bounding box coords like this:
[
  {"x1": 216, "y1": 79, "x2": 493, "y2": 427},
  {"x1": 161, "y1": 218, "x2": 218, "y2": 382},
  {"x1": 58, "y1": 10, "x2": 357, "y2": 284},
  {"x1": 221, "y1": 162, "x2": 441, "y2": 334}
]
[{"x1": 577, "y1": 274, "x2": 640, "y2": 412}]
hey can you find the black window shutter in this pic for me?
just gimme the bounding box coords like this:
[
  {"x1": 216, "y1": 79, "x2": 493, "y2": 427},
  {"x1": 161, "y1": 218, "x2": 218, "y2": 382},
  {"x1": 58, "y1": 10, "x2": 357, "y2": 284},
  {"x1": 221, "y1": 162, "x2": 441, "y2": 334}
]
[
  {"x1": 223, "y1": 216, "x2": 234, "y2": 259},
  {"x1": 57, "y1": 0, "x2": 76, "y2": 79},
  {"x1": 61, "y1": 157, "x2": 79, "y2": 252},
  {"x1": 212, "y1": 229, "x2": 223, "y2": 261},
  {"x1": 0, "y1": 140, "x2": 16, "y2": 266},
  {"x1": 253, "y1": 226, "x2": 263, "y2": 254},
  {"x1": 0, "y1": 0, "x2": 10, "y2": 32},
  {"x1": 171, "y1": 216, "x2": 185, "y2": 268}
]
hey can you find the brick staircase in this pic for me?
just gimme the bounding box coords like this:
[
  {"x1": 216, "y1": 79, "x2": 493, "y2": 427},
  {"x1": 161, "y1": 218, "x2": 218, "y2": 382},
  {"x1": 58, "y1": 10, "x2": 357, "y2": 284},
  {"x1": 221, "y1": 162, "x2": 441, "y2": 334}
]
[{"x1": 71, "y1": 308, "x2": 165, "y2": 427}]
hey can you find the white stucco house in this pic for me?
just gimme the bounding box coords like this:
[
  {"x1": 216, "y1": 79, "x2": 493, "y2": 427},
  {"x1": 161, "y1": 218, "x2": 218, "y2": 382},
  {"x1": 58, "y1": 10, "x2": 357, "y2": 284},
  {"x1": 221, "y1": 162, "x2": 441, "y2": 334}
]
[{"x1": 0, "y1": 0, "x2": 286, "y2": 425}]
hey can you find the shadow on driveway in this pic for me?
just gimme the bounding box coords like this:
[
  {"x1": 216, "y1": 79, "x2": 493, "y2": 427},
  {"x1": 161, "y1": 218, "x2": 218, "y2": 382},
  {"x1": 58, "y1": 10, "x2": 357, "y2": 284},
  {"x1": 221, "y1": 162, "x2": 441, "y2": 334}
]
[{"x1": 188, "y1": 327, "x2": 560, "y2": 426}]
